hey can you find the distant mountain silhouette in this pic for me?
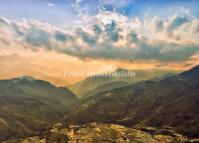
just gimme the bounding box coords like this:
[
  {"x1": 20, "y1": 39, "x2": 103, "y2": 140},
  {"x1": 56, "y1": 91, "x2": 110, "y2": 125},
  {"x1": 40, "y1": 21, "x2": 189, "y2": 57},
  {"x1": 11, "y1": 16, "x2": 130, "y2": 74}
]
[{"x1": 69, "y1": 68, "x2": 178, "y2": 97}]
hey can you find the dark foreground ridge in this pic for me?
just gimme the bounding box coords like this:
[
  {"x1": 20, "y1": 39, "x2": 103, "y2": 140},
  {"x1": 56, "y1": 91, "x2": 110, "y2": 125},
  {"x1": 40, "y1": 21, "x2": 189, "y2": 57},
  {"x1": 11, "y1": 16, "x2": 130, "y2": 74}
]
[{"x1": 9, "y1": 123, "x2": 199, "y2": 143}]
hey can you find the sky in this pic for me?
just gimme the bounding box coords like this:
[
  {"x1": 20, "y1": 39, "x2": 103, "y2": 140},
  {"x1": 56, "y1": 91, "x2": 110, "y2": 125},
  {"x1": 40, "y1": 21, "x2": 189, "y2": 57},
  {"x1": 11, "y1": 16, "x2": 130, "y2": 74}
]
[
  {"x1": 0, "y1": 0, "x2": 199, "y2": 26},
  {"x1": 0, "y1": 0, "x2": 199, "y2": 84}
]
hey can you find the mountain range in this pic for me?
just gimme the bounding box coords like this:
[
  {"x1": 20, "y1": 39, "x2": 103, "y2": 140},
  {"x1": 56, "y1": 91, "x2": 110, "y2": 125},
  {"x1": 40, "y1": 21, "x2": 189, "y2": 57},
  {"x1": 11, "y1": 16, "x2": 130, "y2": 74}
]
[
  {"x1": 0, "y1": 77, "x2": 78, "y2": 141},
  {"x1": 1, "y1": 65, "x2": 199, "y2": 142},
  {"x1": 69, "y1": 68, "x2": 178, "y2": 98},
  {"x1": 66, "y1": 65, "x2": 199, "y2": 138}
]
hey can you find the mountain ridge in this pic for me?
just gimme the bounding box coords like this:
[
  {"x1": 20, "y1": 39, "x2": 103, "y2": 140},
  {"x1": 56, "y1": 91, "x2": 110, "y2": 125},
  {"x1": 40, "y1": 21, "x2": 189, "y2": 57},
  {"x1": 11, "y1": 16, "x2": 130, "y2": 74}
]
[
  {"x1": 65, "y1": 65, "x2": 199, "y2": 138},
  {"x1": 0, "y1": 77, "x2": 79, "y2": 142},
  {"x1": 69, "y1": 68, "x2": 179, "y2": 97}
]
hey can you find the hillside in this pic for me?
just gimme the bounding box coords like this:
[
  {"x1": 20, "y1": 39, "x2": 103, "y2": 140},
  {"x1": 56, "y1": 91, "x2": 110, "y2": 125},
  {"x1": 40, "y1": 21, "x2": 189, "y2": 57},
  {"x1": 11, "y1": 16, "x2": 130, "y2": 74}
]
[
  {"x1": 0, "y1": 77, "x2": 78, "y2": 142},
  {"x1": 66, "y1": 65, "x2": 199, "y2": 138},
  {"x1": 82, "y1": 81, "x2": 129, "y2": 99},
  {"x1": 69, "y1": 68, "x2": 178, "y2": 97},
  {"x1": 13, "y1": 123, "x2": 191, "y2": 143}
]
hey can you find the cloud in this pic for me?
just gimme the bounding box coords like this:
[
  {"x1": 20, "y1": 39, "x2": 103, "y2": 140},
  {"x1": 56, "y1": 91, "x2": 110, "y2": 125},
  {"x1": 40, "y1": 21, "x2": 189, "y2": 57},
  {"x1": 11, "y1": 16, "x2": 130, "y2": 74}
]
[
  {"x1": 167, "y1": 15, "x2": 189, "y2": 32},
  {"x1": 25, "y1": 28, "x2": 51, "y2": 49},
  {"x1": 54, "y1": 31, "x2": 67, "y2": 42},
  {"x1": 48, "y1": 3, "x2": 55, "y2": 7},
  {"x1": 0, "y1": 10, "x2": 199, "y2": 63}
]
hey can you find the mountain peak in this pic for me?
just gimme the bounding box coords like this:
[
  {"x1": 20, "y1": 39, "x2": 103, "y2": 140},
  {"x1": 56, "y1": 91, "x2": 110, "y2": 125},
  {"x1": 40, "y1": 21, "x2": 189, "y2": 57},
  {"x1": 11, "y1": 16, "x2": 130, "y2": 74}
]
[
  {"x1": 181, "y1": 65, "x2": 199, "y2": 78},
  {"x1": 189, "y1": 65, "x2": 199, "y2": 72},
  {"x1": 11, "y1": 76, "x2": 36, "y2": 83},
  {"x1": 114, "y1": 68, "x2": 130, "y2": 73},
  {"x1": 19, "y1": 76, "x2": 35, "y2": 81}
]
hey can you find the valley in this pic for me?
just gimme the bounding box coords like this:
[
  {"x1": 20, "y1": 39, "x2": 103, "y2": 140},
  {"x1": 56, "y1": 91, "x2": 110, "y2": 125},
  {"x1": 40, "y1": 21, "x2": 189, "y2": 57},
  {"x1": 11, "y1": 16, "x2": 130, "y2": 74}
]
[{"x1": 0, "y1": 65, "x2": 199, "y2": 142}]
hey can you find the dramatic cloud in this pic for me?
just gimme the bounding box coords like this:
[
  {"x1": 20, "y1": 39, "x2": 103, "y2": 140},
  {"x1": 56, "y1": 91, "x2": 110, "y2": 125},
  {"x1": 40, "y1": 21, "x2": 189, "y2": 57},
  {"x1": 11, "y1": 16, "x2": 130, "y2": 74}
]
[
  {"x1": 25, "y1": 28, "x2": 51, "y2": 49},
  {"x1": 0, "y1": 10, "x2": 199, "y2": 63}
]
